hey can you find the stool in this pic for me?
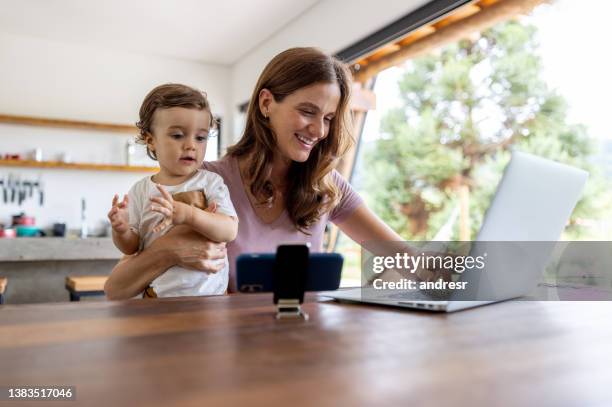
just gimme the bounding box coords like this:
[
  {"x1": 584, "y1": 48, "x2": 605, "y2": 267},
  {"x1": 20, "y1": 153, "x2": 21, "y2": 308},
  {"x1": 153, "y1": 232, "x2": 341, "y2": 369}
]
[
  {"x1": 65, "y1": 276, "x2": 108, "y2": 302},
  {"x1": 0, "y1": 277, "x2": 7, "y2": 304}
]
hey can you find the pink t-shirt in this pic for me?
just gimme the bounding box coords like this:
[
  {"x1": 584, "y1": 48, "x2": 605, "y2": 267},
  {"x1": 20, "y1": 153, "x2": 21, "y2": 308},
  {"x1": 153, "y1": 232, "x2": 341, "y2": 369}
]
[{"x1": 203, "y1": 155, "x2": 363, "y2": 292}]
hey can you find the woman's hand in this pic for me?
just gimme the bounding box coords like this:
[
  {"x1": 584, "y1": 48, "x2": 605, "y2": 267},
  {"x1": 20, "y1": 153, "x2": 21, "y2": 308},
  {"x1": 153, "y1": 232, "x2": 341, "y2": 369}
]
[
  {"x1": 338, "y1": 204, "x2": 453, "y2": 283},
  {"x1": 164, "y1": 225, "x2": 227, "y2": 273},
  {"x1": 413, "y1": 256, "x2": 453, "y2": 283},
  {"x1": 105, "y1": 224, "x2": 227, "y2": 300}
]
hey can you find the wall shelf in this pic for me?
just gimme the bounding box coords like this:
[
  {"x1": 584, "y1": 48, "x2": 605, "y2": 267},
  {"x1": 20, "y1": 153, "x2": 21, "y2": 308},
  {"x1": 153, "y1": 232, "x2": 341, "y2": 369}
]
[
  {"x1": 0, "y1": 113, "x2": 137, "y2": 134},
  {"x1": 0, "y1": 159, "x2": 157, "y2": 173}
]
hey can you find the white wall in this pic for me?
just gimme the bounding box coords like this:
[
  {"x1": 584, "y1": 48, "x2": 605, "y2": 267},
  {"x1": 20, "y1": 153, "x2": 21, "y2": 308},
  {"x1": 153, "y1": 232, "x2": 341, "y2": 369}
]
[
  {"x1": 0, "y1": 32, "x2": 230, "y2": 124},
  {"x1": 229, "y1": 0, "x2": 429, "y2": 142},
  {"x1": 0, "y1": 32, "x2": 230, "y2": 234},
  {"x1": 0, "y1": 0, "x2": 429, "y2": 233}
]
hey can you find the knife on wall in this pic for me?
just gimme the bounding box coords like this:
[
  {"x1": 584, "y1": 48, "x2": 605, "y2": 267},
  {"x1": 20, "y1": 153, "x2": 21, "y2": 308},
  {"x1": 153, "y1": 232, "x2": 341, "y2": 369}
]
[
  {"x1": 0, "y1": 177, "x2": 5, "y2": 204},
  {"x1": 38, "y1": 178, "x2": 44, "y2": 206},
  {"x1": 8, "y1": 174, "x2": 15, "y2": 203}
]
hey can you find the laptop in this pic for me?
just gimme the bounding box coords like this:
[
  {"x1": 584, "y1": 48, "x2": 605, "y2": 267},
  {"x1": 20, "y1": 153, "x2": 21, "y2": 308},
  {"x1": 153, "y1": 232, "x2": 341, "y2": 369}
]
[{"x1": 325, "y1": 151, "x2": 589, "y2": 312}]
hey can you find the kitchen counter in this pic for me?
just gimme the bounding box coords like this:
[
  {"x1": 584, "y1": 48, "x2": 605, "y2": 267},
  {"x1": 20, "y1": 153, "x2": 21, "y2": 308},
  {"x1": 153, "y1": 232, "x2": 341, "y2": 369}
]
[
  {"x1": 0, "y1": 238, "x2": 121, "y2": 304},
  {"x1": 0, "y1": 237, "x2": 121, "y2": 261}
]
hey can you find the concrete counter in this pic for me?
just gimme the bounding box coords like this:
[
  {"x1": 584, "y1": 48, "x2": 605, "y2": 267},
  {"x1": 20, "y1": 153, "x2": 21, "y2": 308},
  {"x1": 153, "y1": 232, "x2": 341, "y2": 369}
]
[
  {"x1": 0, "y1": 237, "x2": 121, "y2": 261},
  {"x1": 0, "y1": 238, "x2": 121, "y2": 304}
]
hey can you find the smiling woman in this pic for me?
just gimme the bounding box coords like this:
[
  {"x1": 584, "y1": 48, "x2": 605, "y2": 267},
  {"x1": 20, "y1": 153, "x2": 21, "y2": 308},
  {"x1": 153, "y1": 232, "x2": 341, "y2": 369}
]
[
  {"x1": 227, "y1": 47, "x2": 353, "y2": 231},
  {"x1": 263, "y1": 83, "x2": 339, "y2": 161},
  {"x1": 104, "y1": 47, "x2": 437, "y2": 299}
]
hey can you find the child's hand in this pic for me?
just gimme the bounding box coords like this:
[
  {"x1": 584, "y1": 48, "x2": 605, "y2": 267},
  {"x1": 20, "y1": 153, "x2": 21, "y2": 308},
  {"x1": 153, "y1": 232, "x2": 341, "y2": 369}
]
[
  {"x1": 205, "y1": 201, "x2": 217, "y2": 213},
  {"x1": 150, "y1": 184, "x2": 191, "y2": 233},
  {"x1": 108, "y1": 194, "x2": 130, "y2": 234}
]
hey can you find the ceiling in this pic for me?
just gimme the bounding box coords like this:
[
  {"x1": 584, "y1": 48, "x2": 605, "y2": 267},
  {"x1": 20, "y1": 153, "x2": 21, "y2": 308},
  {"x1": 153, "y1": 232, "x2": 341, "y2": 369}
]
[{"x1": 0, "y1": 0, "x2": 321, "y2": 65}]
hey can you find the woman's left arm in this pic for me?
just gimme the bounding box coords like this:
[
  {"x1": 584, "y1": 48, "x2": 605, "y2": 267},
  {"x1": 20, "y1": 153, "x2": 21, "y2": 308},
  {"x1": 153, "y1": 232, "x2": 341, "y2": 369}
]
[
  {"x1": 335, "y1": 204, "x2": 403, "y2": 247},
  {"x1": 335, "y1": 204, "x2": 447, "y2": 282}
]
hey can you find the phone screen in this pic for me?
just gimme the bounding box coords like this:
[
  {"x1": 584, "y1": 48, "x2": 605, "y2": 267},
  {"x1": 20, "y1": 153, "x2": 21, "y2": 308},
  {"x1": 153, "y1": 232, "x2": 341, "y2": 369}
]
[{"x1": 273, "y1": 244, "x2": 309, "y2": 304}]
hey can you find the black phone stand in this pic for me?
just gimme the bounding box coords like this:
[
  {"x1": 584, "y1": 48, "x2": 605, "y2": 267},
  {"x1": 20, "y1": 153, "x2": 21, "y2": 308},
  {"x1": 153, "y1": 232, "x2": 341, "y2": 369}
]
[{"x1": 273, "y1": 244, "x2": 310, "y2": 320}]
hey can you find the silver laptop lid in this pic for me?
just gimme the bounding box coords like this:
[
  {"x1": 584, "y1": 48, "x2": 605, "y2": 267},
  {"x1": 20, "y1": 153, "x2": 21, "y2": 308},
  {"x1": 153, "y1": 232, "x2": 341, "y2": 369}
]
[
  {"x1": 453, "y1": 151, "x2": 589, "y2": 302},
  {"x1": 476, "y1": 150, "x2": 589, "y2": 241}
]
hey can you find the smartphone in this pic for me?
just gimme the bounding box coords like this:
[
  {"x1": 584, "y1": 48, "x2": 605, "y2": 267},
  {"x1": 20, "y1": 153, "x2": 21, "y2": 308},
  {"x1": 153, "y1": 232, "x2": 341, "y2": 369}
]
[{"x1": 273, "y1": 244, "x2": 309, "y2": 304}]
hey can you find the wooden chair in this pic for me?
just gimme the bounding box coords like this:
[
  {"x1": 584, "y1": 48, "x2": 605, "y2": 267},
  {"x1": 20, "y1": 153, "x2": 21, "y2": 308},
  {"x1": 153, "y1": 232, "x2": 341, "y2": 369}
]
[
  {"x1": 0, "y1": 277, "x2": 6, "y2": 304},
  {"x1": 65, "y1": 276, "x2": 108, "y2": 302}
]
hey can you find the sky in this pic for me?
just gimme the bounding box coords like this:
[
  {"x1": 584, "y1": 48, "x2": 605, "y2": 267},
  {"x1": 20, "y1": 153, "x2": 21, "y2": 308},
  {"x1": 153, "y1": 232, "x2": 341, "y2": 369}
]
[
  {"x1": 529, "y1": 0, "x2": 612, "y2": 142},
  {"x1": 362, "y1": 0, "x2": 612, "y2": 144}
]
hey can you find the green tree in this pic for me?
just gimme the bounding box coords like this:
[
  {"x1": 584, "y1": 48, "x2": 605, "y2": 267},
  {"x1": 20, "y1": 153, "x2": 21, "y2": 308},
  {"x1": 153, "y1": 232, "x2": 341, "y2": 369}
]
[{"x1": 364, "y1": 19, "x2": 608, "y2": 240}]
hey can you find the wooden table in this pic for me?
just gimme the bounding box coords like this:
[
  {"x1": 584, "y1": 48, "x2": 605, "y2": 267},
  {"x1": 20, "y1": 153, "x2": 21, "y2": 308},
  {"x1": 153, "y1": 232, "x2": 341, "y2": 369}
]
[{"x1": 1, "y1": 293, "x2": 611, "y2": 406}]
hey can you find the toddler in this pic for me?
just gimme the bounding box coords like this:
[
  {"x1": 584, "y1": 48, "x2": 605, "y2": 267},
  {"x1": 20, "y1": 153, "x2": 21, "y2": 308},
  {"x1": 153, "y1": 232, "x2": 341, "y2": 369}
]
[{"x1": 108, "y1": 83, "x2": 238, "y2": 297}]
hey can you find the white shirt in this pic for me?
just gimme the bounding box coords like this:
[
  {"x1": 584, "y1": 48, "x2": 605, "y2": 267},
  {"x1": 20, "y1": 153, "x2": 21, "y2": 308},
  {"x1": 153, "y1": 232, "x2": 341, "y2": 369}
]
[{"x1": 128, "y1": 169, "x2": 237, "y2": 297}]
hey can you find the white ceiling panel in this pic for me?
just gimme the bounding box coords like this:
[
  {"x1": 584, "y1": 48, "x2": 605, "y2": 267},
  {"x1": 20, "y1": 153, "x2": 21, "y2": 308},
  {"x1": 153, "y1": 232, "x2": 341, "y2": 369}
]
[{"x1": 0, "y1": 0, "x2": 321, "y2": 64}]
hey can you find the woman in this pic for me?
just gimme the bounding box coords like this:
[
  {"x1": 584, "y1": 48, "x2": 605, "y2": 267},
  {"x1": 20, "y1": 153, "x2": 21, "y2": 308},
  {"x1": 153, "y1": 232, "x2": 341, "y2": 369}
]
[{"x1": 105, "y1": 47, "x2": 413, "y2": 299}]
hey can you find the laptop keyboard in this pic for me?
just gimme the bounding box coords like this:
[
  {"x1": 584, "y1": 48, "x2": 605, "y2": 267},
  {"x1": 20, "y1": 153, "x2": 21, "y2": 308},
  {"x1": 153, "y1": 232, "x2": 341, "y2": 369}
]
[{"x1": 384, "y1": 289, "x2": 452, "y2": 301}]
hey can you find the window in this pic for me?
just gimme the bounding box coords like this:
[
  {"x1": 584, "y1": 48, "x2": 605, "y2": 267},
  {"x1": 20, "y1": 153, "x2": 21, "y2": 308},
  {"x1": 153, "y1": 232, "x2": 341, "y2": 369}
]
[
  {"x1": 204, "y1": 117, "x2": 222, "y2": 161},
  {"x1": 335, "y1": 0, "x2": 612, "y2": 286}
]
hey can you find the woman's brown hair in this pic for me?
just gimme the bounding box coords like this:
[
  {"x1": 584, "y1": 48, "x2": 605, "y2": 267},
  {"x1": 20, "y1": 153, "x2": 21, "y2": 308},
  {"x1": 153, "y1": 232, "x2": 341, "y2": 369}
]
[
  {"x1": 136, "y1": 83, "x2": 215, "y2": 161},
  {"x1": 227, "y1": 47, "x2": 354, "y2": 233}
]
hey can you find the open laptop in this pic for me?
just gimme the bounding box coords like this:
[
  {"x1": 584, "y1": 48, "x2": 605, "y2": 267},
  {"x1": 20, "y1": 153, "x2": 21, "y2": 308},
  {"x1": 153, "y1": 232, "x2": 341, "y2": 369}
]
[{"x1": 325, "y1": 151, "x2": 589, "y2": 312}]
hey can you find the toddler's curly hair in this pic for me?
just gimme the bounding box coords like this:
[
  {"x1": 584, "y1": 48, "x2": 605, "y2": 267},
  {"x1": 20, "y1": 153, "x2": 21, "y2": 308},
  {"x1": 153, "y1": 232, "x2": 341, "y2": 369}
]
[{"x1": 136, "y1": 83, "x2": 215, "y2": 160}]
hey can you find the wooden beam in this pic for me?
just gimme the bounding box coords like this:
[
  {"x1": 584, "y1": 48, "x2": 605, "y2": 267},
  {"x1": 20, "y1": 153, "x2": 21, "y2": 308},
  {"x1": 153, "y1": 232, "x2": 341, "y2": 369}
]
[
  {"x1": 350, "y1": 83, "x2": 376, "y2": 113},
  {"x1": 433, "y1": 4, "x2": 481, "y2": 30},
  {"x1": 365, "y1": 43, "x2": 401, "y2": 63},
  {"x1": 0, "y1": 114, "x2": 138, "y2": 134},
  {"x1": 478, "y1": 0, "x2": 501, "y2": 6},
  {"x1": 327, "y1": 109, "x2": 369, "y2": 252},
  {"x1": 354, "y1": 0, "x2": 548, "y2": 83},
  {"x1": 458, "y1": 185, "x2": 471, "y2": 240},
  {"x1": 397, "y1": 25, "x2": 437, "y2": 47}
]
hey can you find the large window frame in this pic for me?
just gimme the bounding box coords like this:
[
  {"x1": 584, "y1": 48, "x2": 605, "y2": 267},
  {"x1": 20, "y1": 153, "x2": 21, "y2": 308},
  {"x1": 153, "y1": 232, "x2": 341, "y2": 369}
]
[{"x1": 327, "y1": 0, "x2": 547, "y2": 251}]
